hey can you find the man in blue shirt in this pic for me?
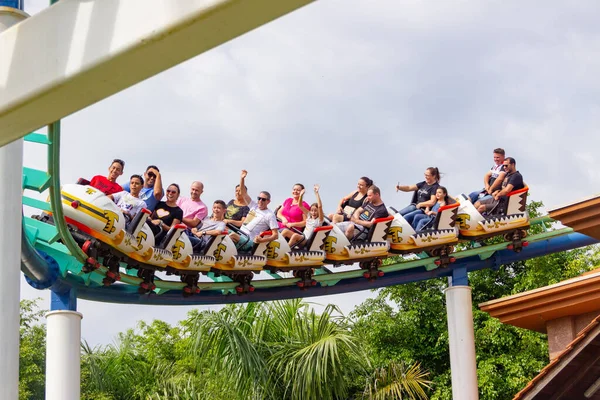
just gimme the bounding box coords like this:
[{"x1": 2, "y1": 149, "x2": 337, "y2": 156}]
[{"x1": 122, "y1": 165, "x2": 164, "y2": 211}]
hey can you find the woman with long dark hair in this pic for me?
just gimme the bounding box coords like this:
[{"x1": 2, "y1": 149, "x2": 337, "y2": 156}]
[
  {"x1": 328, "y1": 176, "x2": 373, "y2": 223},
  {"x1": 148, "y1": 183, "x2": 183, "y2": 243},
  {"x1": 395, "y1": 167, "x2": 441, "y2": 225},
  {"x1": 412, "y1": 186, "x2": 449, "y2": 231}
]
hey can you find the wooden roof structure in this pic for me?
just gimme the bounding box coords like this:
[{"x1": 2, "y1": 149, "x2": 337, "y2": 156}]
[
  {"x1": 549, "y1": 195, "x2": 600, "y2": 240},
  {"x1": 512, "y1": 315, "x2": 600, "y2": 399},
  {"x1": 479, "y1": 270, "x2": 600, "y2": 332},
  {"x1": 479, "y1": 195, "x2": 600, "y2": 399}
]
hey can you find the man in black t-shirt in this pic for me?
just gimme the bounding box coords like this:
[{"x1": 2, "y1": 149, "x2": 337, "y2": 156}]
[
  {"x1": 337, "y1": 185, "x2": 389, "y2": 240},
  {"x1": 475, "y1": 157, "x2": 524, "y2": 213}
]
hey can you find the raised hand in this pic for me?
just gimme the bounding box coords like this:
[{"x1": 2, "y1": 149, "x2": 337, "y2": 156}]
[
  {"x1": 148, "y1": 167, "x2": 160, "y2": 177},
  {"x1": 241, "y1": 170, "x2": 248, "y2": 179},
  {"x1": 314, "y1": 184, "x2": 320, "y2": 193}
]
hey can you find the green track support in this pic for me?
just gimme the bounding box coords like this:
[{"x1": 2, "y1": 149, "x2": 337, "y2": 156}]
[
  {"x1": 264, "y1": 271, "x2": 283, "y2": 279},
  {"x1": 24, "y1": 216, "x2": 60, "y2": 244},
  {"x1": 23, "y1": 167, "x2": 51, "y2": 192},
  {"x1": 24, "y1": 132, "x2": 52, "y2": 145},
  {"x1": 22, "y1": 196, "x2": 53, "y2": 212},
  {"x1": 314, "y1": 267, "x2": 332, "y2": 275}
]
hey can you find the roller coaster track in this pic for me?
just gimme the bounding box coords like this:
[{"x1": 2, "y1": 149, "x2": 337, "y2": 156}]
[{"x1": 21, "y1": 126, "x2": 599, "y2": 305}]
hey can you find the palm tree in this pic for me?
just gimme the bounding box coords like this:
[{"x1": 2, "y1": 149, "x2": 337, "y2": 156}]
[
  {"x1": 189, "y1": 299, "x2": 369, "y2": 400},
  {"x1": 190, "y1": 302, "x2": 269, "y2": 399},
  {"x1": 264, "y1": 300, "x2": 369, "y2": 400},
  {"x1": 363, "y1": 360, "x2": 431, "y2": 400}
]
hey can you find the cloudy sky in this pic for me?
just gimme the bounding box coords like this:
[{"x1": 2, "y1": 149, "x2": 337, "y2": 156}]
[{"x1": 18, "y1": 0, "x2": 600, "y2": 345}]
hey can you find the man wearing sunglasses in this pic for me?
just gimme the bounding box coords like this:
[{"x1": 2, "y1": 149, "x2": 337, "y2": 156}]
[
  {"x1": 474, "y1": 157, "x2": 524, "y2": 214},
  {"x1": 123, "y1": 165, "x2": 164, "y2": 211},
  {"x1": 89, "y1": 158, "x2": 125, "y2": 195},
  {"x1": 229, "y1": 170, "x2": 279, "y2": 251}
]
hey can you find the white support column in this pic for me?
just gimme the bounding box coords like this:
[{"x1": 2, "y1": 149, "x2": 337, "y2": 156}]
[
  {"x1": 445, "y1": 285, "x2": 479, "y2": 400},
  {"x1": 0, "y1": 7, "x2": 28, "y2": 400},
  {"x1": 45, "y1": 310, "x2": 83, "y2": 400}
]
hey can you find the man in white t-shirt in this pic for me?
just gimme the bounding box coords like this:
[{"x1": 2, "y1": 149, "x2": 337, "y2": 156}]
[
  {"x1": 177, "y1": 181, "x2": 208, "y2": 229},
  {"x1": 468, "y1": 148, "x2": 507, "y2": 203},
  {"x1": 229, "y1": 170, "x2": 279, "y2": 251}
]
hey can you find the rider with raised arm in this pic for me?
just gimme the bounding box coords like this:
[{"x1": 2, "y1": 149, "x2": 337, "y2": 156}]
[
  {"x1": 337, "y1": 185, "x2": 388, "y2": 240},
  {"x1": 468, "y1": 148, "x2": 507, "y2": 203},
  {"x1": 224, "y1": 171, "x2": 250, "y2": 228},
  {"x1": 288, "y1": 184, "x2": 325, "y2": 247},
  {"x1": 474, "y1": 157, "x2": 524, "y2": 214},
  {"x1": 89, "y1": 158, "x2": 125, "y2": 195},
  {"x1": 395, "y1": 167, "x2": 441, "y2": 225},
  {"x1": 148, "y1": 183, "x2": 184, "y2": 243},
  {"x1": 123, "y1": 165, "x2": 164, "y2": 211},
  {"x1": 278, "y1": 183, "x2": 311, "y2": 242},
  {"x1": 229, "y1": 170, "x2": 279, "y2": 251}
]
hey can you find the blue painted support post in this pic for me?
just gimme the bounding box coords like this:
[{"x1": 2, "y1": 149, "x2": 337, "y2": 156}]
[
  {"x1": 50, "y1": 287, "x2": 77, "y2": 311},
  {"x1": 0, "y1": 1, "x2": 23, "y2": 9},
  {"x1": 46, "y1": 287, "x2": 82, "y2": 400},
  {"x1": 445, "y1": 266, "x2": 479, "y2": 399},
  {"x1": 449, "y1": 266, "x2": 469, "y2": 287}
]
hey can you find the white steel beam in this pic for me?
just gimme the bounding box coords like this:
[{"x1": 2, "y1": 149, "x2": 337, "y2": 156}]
[{"x1": 0, "y1": 0, "x2": 314, "y2": 146}]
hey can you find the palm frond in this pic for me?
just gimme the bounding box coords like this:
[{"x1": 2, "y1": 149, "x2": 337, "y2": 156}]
[
  {"x1": 189, "y1": 304, "x2": 268, "y2": 399},
  {"x1": 363, "y1": 361, "x2": 431, "y2": 400}
]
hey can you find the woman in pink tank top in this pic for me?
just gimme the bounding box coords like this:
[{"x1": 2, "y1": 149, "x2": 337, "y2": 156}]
[{"x1": 278, "y1": 183, "x2": 311, "y2": 240}]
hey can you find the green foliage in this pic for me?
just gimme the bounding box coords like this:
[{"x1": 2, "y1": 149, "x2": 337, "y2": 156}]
[
  {"x1": 362, "y1": 361, "x2": 431, "y2": 400},
  {"x1": 19, "y1": 299, "x2": 46, "y2": 400},
  {"x1": 352, "y1": 198, "x2": 600, "y2": 399},
  {"x1": 80, "y1": 318, "x2": 224, "y2": 400},
  {"x1": 353, "y1": 280, "x2": 450, "y2": 378},
  {"x1": 190, "y1": 299, "x2": 370, "y2": 400},
  {"x1": 77, "y1": 299, "x2": 426, "y2": 400}
]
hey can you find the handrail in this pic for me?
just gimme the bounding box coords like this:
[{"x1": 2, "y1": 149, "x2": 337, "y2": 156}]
[{"x1": 47, "y1": 121, "x2": 87, "y2": 264}]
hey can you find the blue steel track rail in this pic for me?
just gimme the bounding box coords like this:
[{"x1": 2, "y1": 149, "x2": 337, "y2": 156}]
[{"x1": 65, "y1": 231, "x2": 597, "y2": 305}]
